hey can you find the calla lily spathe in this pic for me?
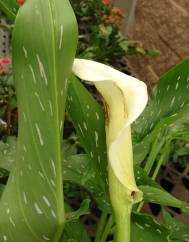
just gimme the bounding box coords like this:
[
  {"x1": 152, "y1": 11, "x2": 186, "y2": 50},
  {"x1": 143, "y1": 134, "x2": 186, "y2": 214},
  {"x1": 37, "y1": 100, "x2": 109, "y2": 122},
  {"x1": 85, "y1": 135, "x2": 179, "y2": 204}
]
[
  {"x1": 73, "y1": 59, "x2": 148, "y2": 198},
  {"x1": 73, "y1": 59, "x2": 148, "y2": 242}
]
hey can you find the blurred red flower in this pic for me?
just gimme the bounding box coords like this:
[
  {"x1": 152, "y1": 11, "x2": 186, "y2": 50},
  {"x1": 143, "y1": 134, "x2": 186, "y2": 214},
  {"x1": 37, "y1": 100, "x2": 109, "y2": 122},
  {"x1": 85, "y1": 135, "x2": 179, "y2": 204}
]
[
  {"x1": 17, "y1": 0, "x2": 25, "y2": 5},
  {"x1": 0, "y1": 58, "x2": 12, "y2": 64},
  {"x1": 103, "y1": 0, "x2": 110, "y2": 5}
]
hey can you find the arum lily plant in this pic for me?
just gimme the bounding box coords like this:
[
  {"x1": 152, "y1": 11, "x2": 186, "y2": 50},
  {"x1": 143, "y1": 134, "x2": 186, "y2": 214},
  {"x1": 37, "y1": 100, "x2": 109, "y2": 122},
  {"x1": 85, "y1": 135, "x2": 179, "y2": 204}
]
[
  {"x1": 0, "y1": 0, "x2": 148, "y2": 240},
  {"x1": 73, "y1": 59, "x2": 148, "y2": 242},
  {"x1": 0, "y1": 1, "x2": 189, "y2": 242},
  {"x1": 0, "y1": 0, "x2": 147, "y2": 241}
]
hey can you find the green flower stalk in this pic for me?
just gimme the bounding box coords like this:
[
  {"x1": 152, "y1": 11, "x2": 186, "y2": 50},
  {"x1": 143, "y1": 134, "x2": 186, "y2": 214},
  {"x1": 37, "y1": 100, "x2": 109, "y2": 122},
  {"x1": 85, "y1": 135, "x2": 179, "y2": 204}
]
[{"x1": 73, "y1": 59, "x2": 148, "y2": 242}]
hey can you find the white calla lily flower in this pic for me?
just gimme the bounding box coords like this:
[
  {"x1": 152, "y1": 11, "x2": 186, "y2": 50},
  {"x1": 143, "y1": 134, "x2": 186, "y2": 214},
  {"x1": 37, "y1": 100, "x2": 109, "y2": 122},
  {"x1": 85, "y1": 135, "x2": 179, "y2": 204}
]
[{"x1": 73, "y1": 58, "x2": 148, "y2": 242}]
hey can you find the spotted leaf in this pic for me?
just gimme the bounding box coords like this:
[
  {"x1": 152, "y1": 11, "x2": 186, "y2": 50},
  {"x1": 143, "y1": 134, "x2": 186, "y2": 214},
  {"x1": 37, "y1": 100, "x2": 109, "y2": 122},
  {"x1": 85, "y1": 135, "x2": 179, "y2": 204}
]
[
  {"x1": 133, "y1": 58, "x2": 189, "y2": 163},
  {"x1": 0, "y1": 1, "x2": 78, "y2": 242},
  {"x1": 67, "y1": 75, "x2": 108, "y2": 187},
  {"x1": 131, "y1": 212, "x2": 174, "y2": 242},
  {"x1": 2, "y1": 138, "x2": 189, "y2": 214},
  {"x1": 163, "y1": 209, "x2": 189, "y2": 242},
  {"x1": 140, "y1": 185, "x2": 189, "y2": 213},
  {"x1": 61, "y1": 203, "x2": 91, "y2": 242},
  {"x1": 0, "y1": 136, "x2": 16, "y2": 171},
  {"x1": 63, "y1": 153, "x2": 111, "y2": 212}
]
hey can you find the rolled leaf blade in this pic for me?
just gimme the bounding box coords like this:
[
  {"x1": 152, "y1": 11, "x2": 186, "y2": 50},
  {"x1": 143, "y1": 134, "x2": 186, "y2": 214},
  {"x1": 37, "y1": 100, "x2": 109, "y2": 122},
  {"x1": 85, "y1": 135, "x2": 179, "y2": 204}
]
[{"x1": 0, "y1": 1, "x2": 78, "y2": 242}]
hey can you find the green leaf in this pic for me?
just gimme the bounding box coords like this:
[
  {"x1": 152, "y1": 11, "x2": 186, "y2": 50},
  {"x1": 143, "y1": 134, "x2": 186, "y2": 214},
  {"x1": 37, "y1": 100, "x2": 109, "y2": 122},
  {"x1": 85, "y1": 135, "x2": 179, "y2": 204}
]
[
  {"x1": 0, "y1": 184, "x2": 4, "y2": 199},
  {"x1": 4, "y1": 139, "x2": 189, "y2": 213},
  {"x1": 63, "y1": 154, "x2": 111, "y2": 212},
  {"x1": 62, "y1": 139, "x2": 77, "y2": 156},
  {"x1": 134, "y1": 165, "x2": 189, "y2": 212},
  {"x1": 67, "y1": 75, "x2": 108, "y2": 186},
  {"x1": 0, "y1": 0, "x2": 18, "y2": 21},
  {"x1": 133, "y1": 58, "x2": 189, "y2": 163},
  {"x1": 171, "y1": 122, "x2": 189, "y2": 141},
  {"x1": 0, "y1": 0, "x2": 78, "y2": 242},
  {"x1": 131, "y1": 212, "x2": 173, "y2": 242},
  {"x1": 139, "y1": 185, "x2": 189, "y2": 213},
  {"x1": 163, "y1": 209, "x2": 189, "y2": 242},
  {"x1": 0, "y1": 168, "x2": 9, "y2": 182},
  {"x1": 0, "y1": 138, "x2": 111, "y2": 211},
  {"x1": 0, "y1": 136, "x2": 16, "y2": 171},
  {"x1": 62, "y1": 203, "x2": 91, "y2": 242},
  {"x1": 175, "y1": 147, "x2": 189, "y2": 156},
  {"x1": 65, "y1": 199, "x2": 90, "y2": 221},
  {"x1": 134, "y1": 166, "x2": 160, "y2": 188}
]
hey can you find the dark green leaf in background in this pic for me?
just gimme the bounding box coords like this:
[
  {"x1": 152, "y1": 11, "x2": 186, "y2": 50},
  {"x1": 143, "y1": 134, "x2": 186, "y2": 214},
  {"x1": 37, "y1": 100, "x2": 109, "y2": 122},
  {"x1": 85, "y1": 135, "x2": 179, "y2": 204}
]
[
  {"x1": 0, "y1": 136, "x2": 16, "y2": 171},
  {"x1": 65, "y1": 199, "x2": 90, "y2": 222},
  {"x1": 131, "y1": 212, "x2": 173, "y2": 242},
  {"x1": 163, "y1": 209, "x2": 189, "y2": 242},
  {"x1": 63, "y1": 154, "x2": 111, "y2": 212},
  {"x1": 140, "y1": 185, "x2": 189, "y2": 213},
  {"x1": 0, "y1": 0, "x2": 18, "y2": 21},
  {"x1": 61, "y1": 203, "x2": 91, "y2": 242},
  {"x1": 133, "y1": 58, "x2": 189, "y2": 163},
  {"x1": 67, "y1": 75, "x2": 108, "y2": 192},
  {"x1": 0, "y1": 184, "x2": 4, "y2": 198}
]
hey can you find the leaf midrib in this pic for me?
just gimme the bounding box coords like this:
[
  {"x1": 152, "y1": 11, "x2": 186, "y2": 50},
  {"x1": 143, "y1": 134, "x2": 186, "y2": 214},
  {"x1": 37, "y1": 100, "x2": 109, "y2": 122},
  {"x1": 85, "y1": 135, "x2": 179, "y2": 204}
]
[{"x1": 47, "y1": 0, "x2": 65, "y2": 237}]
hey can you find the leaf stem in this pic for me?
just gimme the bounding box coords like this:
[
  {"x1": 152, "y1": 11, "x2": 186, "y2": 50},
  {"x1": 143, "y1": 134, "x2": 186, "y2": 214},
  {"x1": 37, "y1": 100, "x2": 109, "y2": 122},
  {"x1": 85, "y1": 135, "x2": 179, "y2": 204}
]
[
  {"x1": 100, "y1": 215, "x2": 114, "y2": 242},
  {"x1": 136, "y1": 136, "x2": 166, "y2": 212},
  {"x1": 137, "y1": 139, "x2": 171, "y2": 212},
  {"x1": 95, "y1": 211, "x2": 108, "y2": 242},
  {"x1": 144, "y1": 137, "x2": 165, "y2": 175},
  {"x1": 152, "y1": 140, "x2": 171, "y2": 180}
]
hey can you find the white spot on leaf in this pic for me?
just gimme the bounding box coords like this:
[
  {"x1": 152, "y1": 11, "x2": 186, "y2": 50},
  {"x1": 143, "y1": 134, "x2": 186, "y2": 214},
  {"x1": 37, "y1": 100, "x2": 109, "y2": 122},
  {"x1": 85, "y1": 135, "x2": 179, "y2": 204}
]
[
  {"x1": 170, "y1": 96, "x2": 175, "y2": 107},
  {"x1": 23, "y1": 192, "x2": 27, "y2": 204},
  {"x1": 35, "y1": 92, "x2": 45, "y2": 111},
  {"x1": 34, "y1": 202, "x2": 43, "y2": 215},
  {"x1": 9, "y1": 217, "x2": 16, "y2": 227},
  {"x1": 59, "y1": 24, "x2": 64, "y2": 49},
  {"x1": 51, "y1": 159, "x2": 56, "y2": 177},
  {"x1": 49, "y1": 100, "x2": 53, "y2": 116},
  {"x1": 95, "y1": 112, "x2": 100, "y2": 120},
  {"x1": 42, "y1": 196, "x2": 51, "y2": 207},
  {"x1": 35, "y1": 123, "x2": 44, "y2": 146},
  {"x1": 23, "y1": 46, "x2": 28, "y2": 58},
  {"x1": 29, "y1": 64, "x2": 37, "y2": 84},
  {"x1": 51, "y1": 209, "x2": 56, "y2": 218},
  {"x1": 95, "y1": 131, "x2": 99, "y2": 147},
  {"x1": 36, "y1": 54, "x2": 48, "y2": 86}
]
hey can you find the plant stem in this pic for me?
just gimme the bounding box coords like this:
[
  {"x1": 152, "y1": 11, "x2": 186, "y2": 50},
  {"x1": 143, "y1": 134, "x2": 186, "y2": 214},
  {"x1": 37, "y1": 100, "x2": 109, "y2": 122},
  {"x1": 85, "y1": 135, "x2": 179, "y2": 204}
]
[
  {"x1": 152, "y1": 140, "x2": 171, "y2": 180},
  {"x1": 137, "y1": 140, "x2": 171, "y2": 212},
  {"x1": 95, "y1": 211, "x2": 108, "y2": 242},
  {"x1": 100, "y1": 215, "x2": 114, "y2": 242},
  {"x1": 136, "y1": 201, "x2": 144, "y2": 212},
  {"x1": 152, "y1": 153, "x2": 164, "y2": 180},
  {"x1": 136, "y1": 152, "x2": 165, "y2": 213},
  {"x1": 113, "y1": 206, "x2": 132, "y2": 242},
  {"x1": 144, "y1": 137, "x2": 165, "y2": 175},
  {"x1": 136, "y1": 137, "x2": 166, "y2": 212}
]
